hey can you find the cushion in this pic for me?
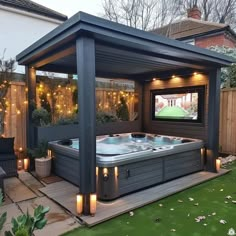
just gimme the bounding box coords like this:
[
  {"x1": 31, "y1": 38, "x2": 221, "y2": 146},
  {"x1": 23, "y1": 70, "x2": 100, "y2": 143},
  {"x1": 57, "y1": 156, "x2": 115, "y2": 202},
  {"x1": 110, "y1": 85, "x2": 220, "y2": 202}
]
[{"x1": 0, "y1": 138, "x2": 15, "y2": 154}]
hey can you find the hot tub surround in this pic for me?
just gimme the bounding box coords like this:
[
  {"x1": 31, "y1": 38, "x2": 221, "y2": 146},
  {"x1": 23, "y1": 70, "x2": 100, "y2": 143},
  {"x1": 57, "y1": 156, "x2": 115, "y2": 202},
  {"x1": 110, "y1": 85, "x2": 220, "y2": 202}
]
[{"x1": 49, "y1": 133, "x2": 204, "y2": 200}]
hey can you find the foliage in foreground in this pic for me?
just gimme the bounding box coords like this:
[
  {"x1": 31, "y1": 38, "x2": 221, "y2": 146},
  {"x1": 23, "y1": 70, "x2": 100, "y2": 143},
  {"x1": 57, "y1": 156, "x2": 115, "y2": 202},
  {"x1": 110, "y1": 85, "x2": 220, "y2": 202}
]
[
  {"x1": 0, "y1": 190, "x2": 7, "y2": 231},
  {"x1": 5, "y1": 205, "x2": 49, "y2": 236},
  {"x1": 0, "y1": 190, "x2": 49, "y2": 236}
]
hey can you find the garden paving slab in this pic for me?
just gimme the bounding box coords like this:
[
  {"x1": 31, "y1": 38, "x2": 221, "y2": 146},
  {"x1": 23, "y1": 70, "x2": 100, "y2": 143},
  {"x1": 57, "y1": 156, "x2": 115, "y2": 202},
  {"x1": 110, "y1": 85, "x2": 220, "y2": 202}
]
[
  {"x1": 34, "y1": 217, "x2": 81, "y2": 236},
  {"x1": 4, "y1": 177, "x2": 37, "y2": 202},
  {"x1": 18, "y1": 171, "x2": 44, "y2": 197},
  {"x1": 18, "y1": 196, "x2": 71, "y2": 225}
]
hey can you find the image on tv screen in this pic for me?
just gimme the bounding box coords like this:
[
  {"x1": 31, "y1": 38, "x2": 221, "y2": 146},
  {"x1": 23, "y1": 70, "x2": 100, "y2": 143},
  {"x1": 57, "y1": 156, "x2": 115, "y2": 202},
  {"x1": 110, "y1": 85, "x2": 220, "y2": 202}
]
[{"x1": 154, "y1": 92, "x2": 198, "y2": 120}]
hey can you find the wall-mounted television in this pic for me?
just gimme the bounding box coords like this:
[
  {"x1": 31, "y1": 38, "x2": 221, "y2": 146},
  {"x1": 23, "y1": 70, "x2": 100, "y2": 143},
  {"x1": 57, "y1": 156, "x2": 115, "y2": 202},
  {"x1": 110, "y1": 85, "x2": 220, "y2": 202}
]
[{"x1": 152, "y1": 86, "x2": 205, "y2": 123}]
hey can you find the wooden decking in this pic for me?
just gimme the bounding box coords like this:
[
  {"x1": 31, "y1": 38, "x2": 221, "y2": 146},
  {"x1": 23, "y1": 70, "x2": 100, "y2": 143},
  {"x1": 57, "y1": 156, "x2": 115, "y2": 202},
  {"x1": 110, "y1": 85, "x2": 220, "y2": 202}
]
[{"x1": 39, "y1": 169, "x2": 229, "y2": 226}]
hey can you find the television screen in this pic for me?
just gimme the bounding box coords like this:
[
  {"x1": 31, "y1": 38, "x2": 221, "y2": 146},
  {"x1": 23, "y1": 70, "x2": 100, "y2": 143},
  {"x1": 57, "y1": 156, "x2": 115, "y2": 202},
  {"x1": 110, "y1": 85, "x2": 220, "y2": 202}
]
[{"x1": 152, "y1": 86, "x2": 205, "y2": 123}]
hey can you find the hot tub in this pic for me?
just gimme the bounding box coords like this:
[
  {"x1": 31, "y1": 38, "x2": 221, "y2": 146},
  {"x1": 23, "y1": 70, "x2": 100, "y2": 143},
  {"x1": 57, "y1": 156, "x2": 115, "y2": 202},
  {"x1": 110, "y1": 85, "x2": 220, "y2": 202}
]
[{"x1": 49, "y1": 133, "x2": 204, "y2": 200}]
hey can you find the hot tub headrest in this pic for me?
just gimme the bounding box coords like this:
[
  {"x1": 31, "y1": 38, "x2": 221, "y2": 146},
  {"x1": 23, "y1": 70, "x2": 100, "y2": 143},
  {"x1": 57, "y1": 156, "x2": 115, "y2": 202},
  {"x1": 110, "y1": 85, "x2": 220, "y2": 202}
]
[
  {"x1": 131, "y1": 133, "x2": 146, "y2": 138},
  {"x1": 58, "y1": 139, "x2": 73, "y2": 146},
  {"x1": 181, "y1": 139, "x2": 192, "y2": 143}
]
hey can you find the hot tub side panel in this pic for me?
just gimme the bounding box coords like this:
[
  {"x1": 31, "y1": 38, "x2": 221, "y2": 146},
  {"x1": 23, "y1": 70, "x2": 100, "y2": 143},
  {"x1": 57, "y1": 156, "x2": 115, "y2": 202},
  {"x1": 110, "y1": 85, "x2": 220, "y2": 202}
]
[
  {"x1": 50, "y1": 144, "x2": 80, "y2": 186},
  {"x1": 97, "y1": 148, "x2": 203, "y2": 200},
  {"x1": 97, "y1": 157, "x2": 163, "y2": 200},
  {"x1": 163, "y1": 149, "x2": 203, "y2": 181}
]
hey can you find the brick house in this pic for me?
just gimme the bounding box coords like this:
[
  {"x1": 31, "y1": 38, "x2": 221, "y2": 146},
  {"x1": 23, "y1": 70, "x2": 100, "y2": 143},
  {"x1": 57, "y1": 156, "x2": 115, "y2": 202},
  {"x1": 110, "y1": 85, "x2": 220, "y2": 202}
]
[{"x1": 152, "y1": 5, "x2": 236, "y2": 49}]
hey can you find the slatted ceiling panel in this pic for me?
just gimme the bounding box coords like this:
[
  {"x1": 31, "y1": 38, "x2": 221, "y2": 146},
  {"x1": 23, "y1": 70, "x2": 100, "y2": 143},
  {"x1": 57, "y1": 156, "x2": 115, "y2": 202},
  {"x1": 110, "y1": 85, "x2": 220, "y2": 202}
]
[
  {"x1": 96, "y1": 55, "x2": 168, "y2": 69},
  {"x1": 96, "y1": 57, "x2": 182, "y2": 70},
  {"x1": 38, "y1": 42, "x2": 201, "y2": 75}
]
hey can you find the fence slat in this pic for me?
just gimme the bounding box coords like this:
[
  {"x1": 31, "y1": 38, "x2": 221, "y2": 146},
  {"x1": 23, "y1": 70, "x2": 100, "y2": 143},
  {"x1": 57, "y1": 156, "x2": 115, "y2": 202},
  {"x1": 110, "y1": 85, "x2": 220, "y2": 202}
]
[
  {"x1": 5, "y1": 82, "x2": 27, "y2": 150},
  {"x1": 220, "y1": 88, "x2": 236, "y2": 154}
]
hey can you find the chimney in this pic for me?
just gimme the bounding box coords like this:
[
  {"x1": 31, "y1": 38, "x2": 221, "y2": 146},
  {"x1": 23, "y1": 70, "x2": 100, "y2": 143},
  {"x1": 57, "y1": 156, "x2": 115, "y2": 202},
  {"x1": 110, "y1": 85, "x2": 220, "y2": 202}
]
[{"x1": 187, "y1": 5, "x2": 201, "y2": 20}]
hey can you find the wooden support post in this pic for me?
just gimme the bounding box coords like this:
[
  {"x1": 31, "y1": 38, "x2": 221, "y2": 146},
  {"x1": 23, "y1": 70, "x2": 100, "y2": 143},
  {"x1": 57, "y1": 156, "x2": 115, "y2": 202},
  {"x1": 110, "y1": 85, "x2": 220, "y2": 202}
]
[
  {"x1": 206, "y1": 69, "x2": 221, "y2": 172},
  {"x1": 76, "y1": 36, "x2": 96, "y2": 215},
  {"x1": 25, "y1": 66, "x2": 36, "y2": 148}
]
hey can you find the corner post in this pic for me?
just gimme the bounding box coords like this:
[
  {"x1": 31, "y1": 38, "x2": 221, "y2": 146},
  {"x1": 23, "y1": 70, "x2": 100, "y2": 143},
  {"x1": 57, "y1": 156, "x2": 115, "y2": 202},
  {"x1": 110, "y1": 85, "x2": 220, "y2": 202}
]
[
  {"x1": 76, "y1": 36, "x2": 96, "y2": 215},
  {"x1": 25, "y1": 66, "x2": 36, "y2": 148},
  {"x1": 206, "y1": 68, "x2": 221, "y2": 172}
]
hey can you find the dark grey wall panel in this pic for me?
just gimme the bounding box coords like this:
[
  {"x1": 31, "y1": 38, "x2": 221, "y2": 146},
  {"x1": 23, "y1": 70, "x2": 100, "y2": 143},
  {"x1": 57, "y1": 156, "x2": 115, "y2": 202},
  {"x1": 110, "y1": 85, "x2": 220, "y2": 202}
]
[{"x1": 143, "y1": 74, "x2": 209, "y2": 142}]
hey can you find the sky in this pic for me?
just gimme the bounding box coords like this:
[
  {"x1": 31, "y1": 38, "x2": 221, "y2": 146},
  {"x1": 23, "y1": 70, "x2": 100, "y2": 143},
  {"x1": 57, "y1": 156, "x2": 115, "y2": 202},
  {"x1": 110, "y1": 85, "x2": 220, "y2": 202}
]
[{"x1": 33, "y1": 0, "x2": 104, "y2": 18}]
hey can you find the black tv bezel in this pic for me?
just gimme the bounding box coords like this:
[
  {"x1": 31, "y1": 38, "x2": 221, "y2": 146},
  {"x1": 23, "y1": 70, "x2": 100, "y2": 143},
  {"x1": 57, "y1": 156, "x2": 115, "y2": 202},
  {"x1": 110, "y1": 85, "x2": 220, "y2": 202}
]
[{"x1": 151, "y1": 85, "x2": 205, "y2": 123}]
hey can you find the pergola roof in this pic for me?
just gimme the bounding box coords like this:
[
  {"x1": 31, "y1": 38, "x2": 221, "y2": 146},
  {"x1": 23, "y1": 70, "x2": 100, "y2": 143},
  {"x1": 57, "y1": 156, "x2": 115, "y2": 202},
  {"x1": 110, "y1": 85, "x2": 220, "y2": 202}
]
[{"x1": 16, "y1": 12, "x2": 234, "y2": 78}]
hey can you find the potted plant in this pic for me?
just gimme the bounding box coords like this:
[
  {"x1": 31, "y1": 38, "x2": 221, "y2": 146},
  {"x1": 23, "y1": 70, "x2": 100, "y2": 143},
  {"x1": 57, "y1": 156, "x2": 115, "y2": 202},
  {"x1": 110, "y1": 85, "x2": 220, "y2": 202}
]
[{"x1": 28, "y1": 141, "x2": 51, "y2": 178}]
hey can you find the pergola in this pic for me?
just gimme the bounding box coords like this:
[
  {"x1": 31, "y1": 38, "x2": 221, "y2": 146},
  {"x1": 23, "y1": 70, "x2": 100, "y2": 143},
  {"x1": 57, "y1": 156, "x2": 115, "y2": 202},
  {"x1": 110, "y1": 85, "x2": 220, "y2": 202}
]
[{"x1": 16, "y1": 12, "x2": 233, "y2": 215}]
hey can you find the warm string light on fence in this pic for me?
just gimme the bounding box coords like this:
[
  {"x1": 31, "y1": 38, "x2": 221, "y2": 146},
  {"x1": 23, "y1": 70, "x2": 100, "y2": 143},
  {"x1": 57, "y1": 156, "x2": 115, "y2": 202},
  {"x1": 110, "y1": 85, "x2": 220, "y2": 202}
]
[
  {"x1": 0, "y1": 82, "x2": 27, "y2": 139},
  {"x1": 36, "y1": 82, "x2": 76, "y2": 119}
]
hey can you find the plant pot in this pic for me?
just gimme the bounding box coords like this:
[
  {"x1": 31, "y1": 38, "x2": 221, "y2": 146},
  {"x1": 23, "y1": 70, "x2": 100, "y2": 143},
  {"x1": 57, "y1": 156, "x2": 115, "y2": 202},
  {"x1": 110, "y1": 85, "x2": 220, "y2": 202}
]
[{"x1": 35, "y1": 157, "x2": 51, "y2": 178}]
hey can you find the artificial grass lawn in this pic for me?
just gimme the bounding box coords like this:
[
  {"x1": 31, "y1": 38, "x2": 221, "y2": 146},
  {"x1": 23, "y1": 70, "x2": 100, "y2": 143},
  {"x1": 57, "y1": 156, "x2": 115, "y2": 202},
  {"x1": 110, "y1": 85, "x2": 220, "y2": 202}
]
[
  {"x1": 64, "y1": 163, "x2": 236, "y2": 236},
  {"x1": 157, "y1": 106, "x2": 187, "y2": 117}
]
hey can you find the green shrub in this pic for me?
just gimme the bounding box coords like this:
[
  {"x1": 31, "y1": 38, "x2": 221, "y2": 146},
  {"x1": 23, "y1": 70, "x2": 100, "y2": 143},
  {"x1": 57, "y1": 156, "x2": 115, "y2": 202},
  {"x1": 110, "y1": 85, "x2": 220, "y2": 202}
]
[
  {"x1": 96, "y1": 111, "x2": 119, "y2": 124},
  {"x1": 39, "y1": 93, "x2": 52, "y2": 123},
  {"x1": 32, "y1": 108, "x2": 51, "y2": 126},
  {"x1": 116, "y1": 97, "x2": 129, "y2": 121},
  {"x1": 27, "y1": 140, "x2": 48, "y2": 159},
  {"x1": 55, "y1": 114, "x2": 78, "y2": 125}
]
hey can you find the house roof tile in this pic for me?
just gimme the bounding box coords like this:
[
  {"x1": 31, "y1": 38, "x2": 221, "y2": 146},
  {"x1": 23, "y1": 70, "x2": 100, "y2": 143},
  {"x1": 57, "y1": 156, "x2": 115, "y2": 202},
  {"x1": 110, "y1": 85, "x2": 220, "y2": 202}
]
[
  {"x1": 152, "y1": 18, "x2": 230, "y2": 40},
  {"x1": 0, "y1": 0, "x2": 67, "y2": 21}
]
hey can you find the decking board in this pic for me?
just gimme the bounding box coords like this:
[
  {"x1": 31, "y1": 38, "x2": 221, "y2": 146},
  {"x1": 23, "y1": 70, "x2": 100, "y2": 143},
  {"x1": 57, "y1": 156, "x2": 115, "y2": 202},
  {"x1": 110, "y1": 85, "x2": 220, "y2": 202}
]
[{"x1": 39, "y1": 169, "x2": 229, "y2": 226}]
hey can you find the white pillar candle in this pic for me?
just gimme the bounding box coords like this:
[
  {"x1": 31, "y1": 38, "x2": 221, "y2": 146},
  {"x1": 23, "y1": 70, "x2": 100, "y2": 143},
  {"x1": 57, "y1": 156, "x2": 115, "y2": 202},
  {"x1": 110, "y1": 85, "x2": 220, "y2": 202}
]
[
  {"x1": 23, "y1": 158, "x2": 29, "y2": 171},
  {"x1": 76, "y1": 194, "x2": 83, "y2": 215},
  {"x1": 90, "y1": 194, "x2": 97, "y2": 216},
  {"x1": 216, "y1": 159, "x2": 221, "y2": 172}
]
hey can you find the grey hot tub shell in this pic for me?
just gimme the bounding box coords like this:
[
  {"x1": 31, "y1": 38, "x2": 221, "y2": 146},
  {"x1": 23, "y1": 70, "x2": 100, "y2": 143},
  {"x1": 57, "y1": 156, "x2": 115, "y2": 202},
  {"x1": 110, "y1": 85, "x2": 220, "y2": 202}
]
[{"x1": 49, "y1": 133, "x2": 204, "y2": 200}]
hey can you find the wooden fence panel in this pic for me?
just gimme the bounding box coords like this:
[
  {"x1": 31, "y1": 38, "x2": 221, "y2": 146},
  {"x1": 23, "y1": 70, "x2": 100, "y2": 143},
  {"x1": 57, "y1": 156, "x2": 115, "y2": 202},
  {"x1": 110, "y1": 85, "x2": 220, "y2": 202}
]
[
  {"x1": 219, "y1": 88, "x2": 236, "y2": 154},
  {"x1": 4, "y1": 83, "x2": 236, "y2": 154},
  {"x1": 4, "y1": 82, "x2": 27, "y2": 150}
]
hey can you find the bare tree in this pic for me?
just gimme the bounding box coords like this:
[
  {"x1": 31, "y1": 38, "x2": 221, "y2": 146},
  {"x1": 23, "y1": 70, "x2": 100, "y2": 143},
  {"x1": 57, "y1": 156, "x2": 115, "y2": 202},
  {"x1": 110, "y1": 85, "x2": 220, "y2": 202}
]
[
  {"x1": 199, "y1": 0, "x2": 214, "y2": 20},
  {"x1": 102, "y1": 0, "x2": 236, "y2": 30},
  {"x1": 177, "y1": 0, "x2": 236, "y2": 26},
  {"x1": 102, "y1": 0, "x2": 181, "y2": 30},
  {"x1": 213, "y1": 0, "x2": 236, "y2": 24}
]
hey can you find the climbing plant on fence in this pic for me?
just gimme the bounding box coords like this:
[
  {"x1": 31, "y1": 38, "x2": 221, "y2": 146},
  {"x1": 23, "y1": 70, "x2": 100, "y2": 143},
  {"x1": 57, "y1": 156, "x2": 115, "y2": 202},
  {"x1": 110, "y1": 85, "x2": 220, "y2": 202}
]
[
  {"x1": 0, "y1": 55, "x2": 15, "y2": 136},
  {"x1": 209, "y1": 46, "x2": 236, "y2": 88}
]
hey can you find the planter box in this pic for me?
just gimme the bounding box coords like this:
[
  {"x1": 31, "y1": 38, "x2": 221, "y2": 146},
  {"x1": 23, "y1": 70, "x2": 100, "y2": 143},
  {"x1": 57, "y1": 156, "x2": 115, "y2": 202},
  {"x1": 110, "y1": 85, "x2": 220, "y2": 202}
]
[{"x1": 34, "y1": 124, "x2": 79, "y2": 145}]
